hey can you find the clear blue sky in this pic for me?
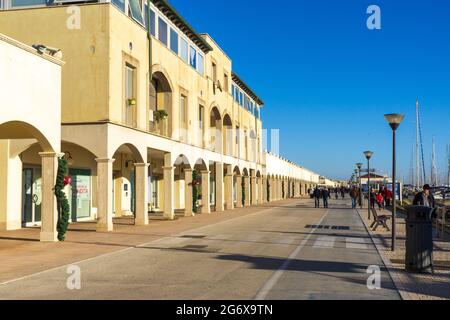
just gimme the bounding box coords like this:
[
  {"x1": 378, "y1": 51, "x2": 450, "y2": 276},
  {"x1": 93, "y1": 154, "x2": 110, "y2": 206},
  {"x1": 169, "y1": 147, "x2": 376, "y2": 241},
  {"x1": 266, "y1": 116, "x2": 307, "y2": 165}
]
[{"x1": 170, "y1": 0, "x2": 450, "y2": 181}]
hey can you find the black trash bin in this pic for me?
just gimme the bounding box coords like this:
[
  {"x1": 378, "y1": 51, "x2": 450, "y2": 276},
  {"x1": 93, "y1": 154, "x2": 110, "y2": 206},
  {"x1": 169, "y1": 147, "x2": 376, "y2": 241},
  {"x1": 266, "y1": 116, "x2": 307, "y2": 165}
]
[{"x1": 405, "y1": 206, "x2": 434, "y2": 273}]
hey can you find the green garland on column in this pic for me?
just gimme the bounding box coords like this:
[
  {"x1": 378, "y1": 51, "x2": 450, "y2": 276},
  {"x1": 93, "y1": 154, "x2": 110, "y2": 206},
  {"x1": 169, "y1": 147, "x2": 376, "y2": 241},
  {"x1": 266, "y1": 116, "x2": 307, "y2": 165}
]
[
  {"x1": 242, "y1": 177, "x2": 246, "y2": 207},
  {"x1": 192, "y1": 170, "x2": 200, "y2": 213},
  {"x1": 55, "y1": 157, "x2": 71, "y2": 241}
]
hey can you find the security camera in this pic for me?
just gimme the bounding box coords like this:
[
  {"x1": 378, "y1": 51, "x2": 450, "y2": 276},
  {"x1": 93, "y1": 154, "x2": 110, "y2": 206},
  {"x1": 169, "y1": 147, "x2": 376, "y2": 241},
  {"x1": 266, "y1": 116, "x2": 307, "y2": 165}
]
[
  {"x1": 31, "y1": 44, "x2": 63, "y2": 59},
  {"x1": 32, "y1": 44, "x2": 46, "y2": 54}
]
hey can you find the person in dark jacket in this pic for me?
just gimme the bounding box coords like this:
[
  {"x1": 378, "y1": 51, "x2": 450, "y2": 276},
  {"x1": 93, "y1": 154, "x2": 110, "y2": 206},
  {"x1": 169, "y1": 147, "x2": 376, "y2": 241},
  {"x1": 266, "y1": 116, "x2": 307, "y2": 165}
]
[
  {"x1": 413, "y1": 184, "x2": 436, "y2": 208},
  {"x1": 350, "y1": 187, "x2": 359, "y2": 209},
  {"x1": 313, "y1": 187, "x2": 322, "y2": 208},
  {"x1": 369, "y1": 188, "x2": 377, "y2": 209},
  {"x1": 322, "y1": 188, "x2": 330, "y2": 208}
]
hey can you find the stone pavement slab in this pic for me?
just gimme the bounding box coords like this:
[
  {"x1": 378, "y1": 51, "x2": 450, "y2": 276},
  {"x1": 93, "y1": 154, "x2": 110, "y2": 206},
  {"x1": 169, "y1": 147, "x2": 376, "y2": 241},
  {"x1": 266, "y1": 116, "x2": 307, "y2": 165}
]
[{"x1": 356, "y1": 205, "x2": 450, "y2": 300}]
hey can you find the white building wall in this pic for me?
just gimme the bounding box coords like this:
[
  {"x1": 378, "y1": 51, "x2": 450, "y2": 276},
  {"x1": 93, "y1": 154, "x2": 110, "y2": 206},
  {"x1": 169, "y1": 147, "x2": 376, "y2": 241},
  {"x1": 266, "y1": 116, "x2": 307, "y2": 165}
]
[
  {"x1": 264, "y1": 152, "x2": 321, "y2": 184},
  {"x1": 0, "y1": 33, "x2": 63, "y2": 151},
  {"x1": 0, "y1": 33, "x2": 63, "y2": 230}
]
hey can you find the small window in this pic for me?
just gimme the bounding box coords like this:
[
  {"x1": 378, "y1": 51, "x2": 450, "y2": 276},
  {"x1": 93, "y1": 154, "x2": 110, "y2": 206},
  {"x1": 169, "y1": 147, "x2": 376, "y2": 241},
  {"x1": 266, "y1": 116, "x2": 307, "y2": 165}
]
[
  {"x1": 125, "y1": 65, "x2": 135, "y2": 102},
  {"x1": 224, "y1": 74, "x2": 229, "y2": 92},
  {"x1": 180, "y1": 38, "x2": 188, "y2": 63},
  {"x1": 11, "y1": 0, "x2": 47, "y2": 7},
  {"x1": 149, "y1": 9, "x2": 156, "y2": 36},
  {"x1": 190, "y1": 46, "x2": 197, "y2": 69},
  {"x1": 212, "y1": 63, "x2": 217, "y2": 83},
  {"x1": 239, "y1": 92, "x2": 243, "y2": 106},
  {"x1": 158, "y1": 18, "x2": 168, "y2": 46},
  {"x1": 198, "y1": 105, "x2": 204, "y2": 129},
  {"x1": 128, "y1": 0, "x2": 144, "y2": 26},
  {"x1": 197, "y1": 53, "x2": 205, "y2": 75},
  {"x1": 170, "y1": 28, "x2": 179, "y2": 54},
  {"x1": 180, "y1": 95, "x2": 187, "y2": 126}
]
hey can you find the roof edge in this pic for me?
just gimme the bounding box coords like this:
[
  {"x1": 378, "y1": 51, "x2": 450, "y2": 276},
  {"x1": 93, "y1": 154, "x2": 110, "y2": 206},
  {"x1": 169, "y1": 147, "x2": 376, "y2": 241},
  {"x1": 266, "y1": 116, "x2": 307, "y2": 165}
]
[
  {"x1": 232, "y1": 72, "x2": 264, "y2": 106},
  {"x1": 152, "y1": 0, "x2": 213, "y2": 53}
]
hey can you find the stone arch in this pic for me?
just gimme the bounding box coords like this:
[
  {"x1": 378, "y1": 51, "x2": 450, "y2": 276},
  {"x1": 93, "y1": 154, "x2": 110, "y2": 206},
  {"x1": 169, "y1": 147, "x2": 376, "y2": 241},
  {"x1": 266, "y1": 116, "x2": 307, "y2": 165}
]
[
  {"x1": 110, "y1": 143, "x2": 145, "y2": 164},
  {"x1": 173, "y1": 154, "x2": 192, "y2": 169},
  {"x1": 193, "y1": 158, "x2": 208, "y2": 172},
  {"x1": 0, "y1": 121, "x2": 54, "y2": 153},
  {"x1": 222, "y1": 113, "x2": 233, "y2": 156},
  {"x1": 150, "y1": 65, "x2": 174, "y2": 137},
  {"x1": 209, "y1": 106, "x2": 223, "y2": 153}
]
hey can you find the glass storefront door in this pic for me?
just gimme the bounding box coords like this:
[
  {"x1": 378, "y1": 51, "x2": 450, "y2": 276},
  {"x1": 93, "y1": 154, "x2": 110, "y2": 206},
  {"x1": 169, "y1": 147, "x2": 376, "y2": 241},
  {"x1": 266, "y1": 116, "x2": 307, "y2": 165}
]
[
  {"x1": 69, "y1": 169, "x2": 91, "y2": 222},
  {"x1": 22, "y1": 167, "x2": 42, "y2": 226}
]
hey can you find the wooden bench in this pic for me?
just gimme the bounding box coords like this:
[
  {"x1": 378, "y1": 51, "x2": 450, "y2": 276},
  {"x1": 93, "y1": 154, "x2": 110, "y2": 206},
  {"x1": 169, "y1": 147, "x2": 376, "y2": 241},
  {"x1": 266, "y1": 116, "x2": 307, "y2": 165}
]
[
  {"x1": 435, "y1": 206, "x2": 450, "y2": 238},
  {"x1": 370, "y1": 208, "x2": 391, "y2": 231}
]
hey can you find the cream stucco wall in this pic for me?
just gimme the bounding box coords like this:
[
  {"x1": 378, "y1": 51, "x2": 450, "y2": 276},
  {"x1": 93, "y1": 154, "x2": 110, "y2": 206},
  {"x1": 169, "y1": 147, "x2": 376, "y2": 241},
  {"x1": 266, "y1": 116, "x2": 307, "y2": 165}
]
[
  {"x1": 0, "y1": 33, "x2": 62, "y2": 230},
  {"x1": 264, "y1": 152, "x2": 320, "y2": 184}
]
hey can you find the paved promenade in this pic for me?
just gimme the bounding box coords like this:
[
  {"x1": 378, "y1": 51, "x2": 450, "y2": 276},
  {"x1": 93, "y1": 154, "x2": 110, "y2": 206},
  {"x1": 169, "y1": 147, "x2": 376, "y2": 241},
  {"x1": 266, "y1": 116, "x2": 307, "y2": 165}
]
[
  {"x1": 0, "y1": 198, "x2": 400, "y2": 300},
  {"x1": 356, "y1": 205, "x2": 450, "y2": 300}
]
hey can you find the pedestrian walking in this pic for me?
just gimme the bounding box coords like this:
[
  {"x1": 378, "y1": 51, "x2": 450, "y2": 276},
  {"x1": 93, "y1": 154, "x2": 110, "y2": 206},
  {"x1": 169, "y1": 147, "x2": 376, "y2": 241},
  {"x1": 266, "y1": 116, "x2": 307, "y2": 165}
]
[
  {"x1": 376, "y1": 192, "x2": 384, "y2": 210},
  {"x1": 335, "y1": 187, "x2": 339, "y2": 200},
  {"x1": 350, "y1": 187, "x2": 359, "y2": 209},
  {"x1": 385, "y1": 188, "x2": 393, "y2": 207},
  {"x1": 322, "y1": 188, "x2": 330, "y2": 208},
  {"x1": 413, "y1": 184, "x2": 436, "y2": 209},
  {"x1": 313, "y1": 187, "x2": 322, "y2": 208},
  {"x1": 370, "y1": 188, "x2": 377, "y2": 210}
]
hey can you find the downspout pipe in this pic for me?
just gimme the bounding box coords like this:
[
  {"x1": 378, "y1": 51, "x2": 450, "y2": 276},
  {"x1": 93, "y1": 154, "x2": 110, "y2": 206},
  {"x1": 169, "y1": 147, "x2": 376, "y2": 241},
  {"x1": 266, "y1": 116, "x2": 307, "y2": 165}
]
[{"x1": 147, "y1": 0, "x2": 152, "y2": 84}]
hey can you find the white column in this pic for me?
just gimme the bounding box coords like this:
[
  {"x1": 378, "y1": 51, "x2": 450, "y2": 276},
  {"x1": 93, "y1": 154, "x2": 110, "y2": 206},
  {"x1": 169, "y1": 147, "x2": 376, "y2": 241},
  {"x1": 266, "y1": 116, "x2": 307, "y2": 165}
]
[
  {"x1": 96, "y1": 158, "x2": 115, "y2": 233},
  {"x1": 134, "y1": 163, "x2": 149, "y2": 226},
  {"x1": 201, "y1": 170, "x2": 210, "y2": 214},
  {"x1": 269, "y1": 177, "x2": 273, "y2": 202},
  {"x1": 225, "y1": 165, "x2": 234, "y2": 210},
  {"x1": 39, "y1": 152, "x2": 59, "y2": 242},
  {"x1": 163, "y1": 165, "x2": 175, "y2": 220},
  {"x1": 215, "y1": 163, "x2": 224, "y2": 212},
  {"x1": 184, "y1": 169, "x2": 193, "y2": 217},
  {"x1": 244, "y1": 176, "x2": 251, "y2": 207},
  {"x1": 251, "y1": 173, "x2": 257, "y2": 206},
  {"x1": 236, "y1": 175, "x2": 243, "y2": 208}
]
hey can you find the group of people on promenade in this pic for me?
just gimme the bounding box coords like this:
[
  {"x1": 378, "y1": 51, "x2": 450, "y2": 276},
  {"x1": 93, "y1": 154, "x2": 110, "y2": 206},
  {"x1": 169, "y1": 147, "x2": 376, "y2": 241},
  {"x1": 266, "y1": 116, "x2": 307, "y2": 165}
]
[
  {"x1": 347, "y1": 185, "x2": 393, "y2": 210},
  {"x1": 311, "y1": 183, "x2": 437, "y2": 211},
  {"x1": 347, "y1": 183, "x2": 436, "y2": 211},
  {"x1": 311, "y1": 187, "x2": 349, "y2": 208}
]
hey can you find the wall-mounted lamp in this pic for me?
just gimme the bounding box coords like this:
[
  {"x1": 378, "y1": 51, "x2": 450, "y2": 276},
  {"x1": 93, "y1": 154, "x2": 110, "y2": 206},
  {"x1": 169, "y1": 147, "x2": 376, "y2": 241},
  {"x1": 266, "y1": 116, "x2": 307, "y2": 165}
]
[
  {"x1": 64, "y1": 151, "x2": 74, "y2": 166},
  {"x1": 125, "y1": 160, "x2": 135, "y2": 168}
]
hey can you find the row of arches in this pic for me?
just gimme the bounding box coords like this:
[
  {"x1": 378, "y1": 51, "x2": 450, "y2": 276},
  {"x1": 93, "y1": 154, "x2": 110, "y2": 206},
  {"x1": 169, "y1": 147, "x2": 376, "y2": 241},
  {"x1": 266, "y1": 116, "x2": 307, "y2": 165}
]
[
  {"x1": 150, "y1": 68, "x2": 259, "y2": 161},
  {"x1": 0, "y1": 120, "x2": 316, "y2": 242}
]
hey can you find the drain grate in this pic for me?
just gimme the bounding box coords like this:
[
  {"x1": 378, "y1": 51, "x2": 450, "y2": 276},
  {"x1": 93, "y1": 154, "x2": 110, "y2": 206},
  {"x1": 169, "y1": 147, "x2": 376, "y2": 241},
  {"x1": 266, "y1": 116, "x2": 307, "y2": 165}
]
[{"x1": 305, "y1": 225, "x2": 350, "y2": 230}]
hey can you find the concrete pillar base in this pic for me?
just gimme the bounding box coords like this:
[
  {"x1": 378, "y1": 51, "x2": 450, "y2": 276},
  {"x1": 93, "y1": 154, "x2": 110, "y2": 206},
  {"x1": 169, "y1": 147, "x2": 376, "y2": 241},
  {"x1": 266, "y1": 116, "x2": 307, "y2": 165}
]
[
  {"x1": 135, "y1": 163, "x2": 149, "y2": 226},
  {"x1": 39, "y1": 152, "x2": 60, "y2": 242},
  {"x1": 96, "y1": 158, "x2": 115, "y2": 233}
]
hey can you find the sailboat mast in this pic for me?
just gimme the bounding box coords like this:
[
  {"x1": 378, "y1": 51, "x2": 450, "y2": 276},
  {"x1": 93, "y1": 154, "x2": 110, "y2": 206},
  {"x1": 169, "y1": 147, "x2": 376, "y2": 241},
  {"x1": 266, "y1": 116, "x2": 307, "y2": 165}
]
[{"x1": 416, "y1": 99, "x2": 421, "y2": 187}]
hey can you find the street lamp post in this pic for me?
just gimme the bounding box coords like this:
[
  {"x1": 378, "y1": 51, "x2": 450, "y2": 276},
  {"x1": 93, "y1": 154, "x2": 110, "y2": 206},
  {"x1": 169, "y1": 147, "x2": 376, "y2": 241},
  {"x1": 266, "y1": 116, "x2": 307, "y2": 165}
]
[
  {"x1": 356, "y1": 163, "x2": 363, "y2": 208},
  {"x1": 384, "y1": 113, "x2": 405, "y2": 252},
  {"x1": 364, "y1": 151, "x2": 374, "y2": 220}
]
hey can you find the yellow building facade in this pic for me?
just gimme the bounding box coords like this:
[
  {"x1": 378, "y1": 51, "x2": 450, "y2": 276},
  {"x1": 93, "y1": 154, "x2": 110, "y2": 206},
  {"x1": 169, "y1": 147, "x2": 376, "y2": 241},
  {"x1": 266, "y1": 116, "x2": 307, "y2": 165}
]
[{"x1": 0, "y1": 0, "x2": 323, "y2": 241}]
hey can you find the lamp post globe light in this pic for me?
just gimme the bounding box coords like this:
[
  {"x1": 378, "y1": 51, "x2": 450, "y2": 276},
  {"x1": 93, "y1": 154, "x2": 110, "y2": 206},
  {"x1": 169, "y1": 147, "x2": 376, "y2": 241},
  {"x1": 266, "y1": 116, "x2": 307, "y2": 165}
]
[
  {"x1": 384, "y1": 113, "x2": 405, "y2": 252},
  {"x1": 356, "y1": 163, "x2": 363, "y2": 208},
  {"x1": 364, "y1": 151, "x2": 373, "y2": 220}
]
